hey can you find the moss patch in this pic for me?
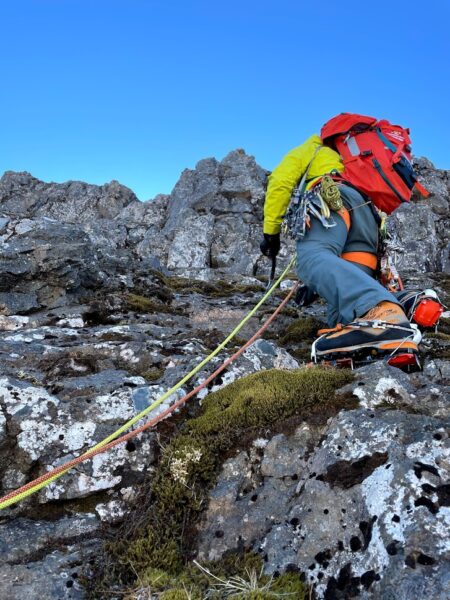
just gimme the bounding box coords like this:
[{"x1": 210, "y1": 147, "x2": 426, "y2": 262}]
[
  {"x1": 279, "y1": 317, "x2": 324, "y2": 345},
  {"x1": 126, "y1": 293, "x2": 179, "y2": 315},
  {"x1": 423, "y1": 325, "x2": 450, "y2": 359},
  {"x1": 93, "y1": 367, "x2": 354, "y2": 597},
  {"x1": 141, "y1": 553, "x2": 309, "y2": 599},
  {"x1": 263, "y1": 316, "x2": 325, "y2": 363},
  {"x1": 160, "y1": 590, "x2": 201, "y2": 600},
  {"x1": 426, "y1": 347, "x2": 450, "y2": 360},
  {"x1": 142, "y1": 367, "x2": 165, "y2": 382},
  {"x1": 288, "y1": 347, "x2": 313, "y2": 362}
]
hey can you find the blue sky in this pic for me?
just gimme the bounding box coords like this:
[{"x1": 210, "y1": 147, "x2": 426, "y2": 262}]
[{"x1": 1, "y1": 0, "x2": 449, "y2": 200}]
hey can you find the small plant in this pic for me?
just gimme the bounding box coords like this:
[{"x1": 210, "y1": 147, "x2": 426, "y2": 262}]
[
  {"x1": 193, "y1": 561, "x2": 295, "y2": 598},
  {"x1": 169, "y1": 447, "x2": 203, "y2": 485}
]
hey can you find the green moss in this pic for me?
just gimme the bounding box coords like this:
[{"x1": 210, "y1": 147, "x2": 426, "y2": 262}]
[
  {"x1": 95, "y1": 367, "x2": 353, "y2": 597},
  {"x1": 423, "y1": 325, "x2": 450, "y2": 359},
  {"x1": 180, "y1": 554, "x2": 309, "y2": 599},
  {"x1": 126, "y1": 293, "x2": 168, "y2": 313},
  {"x1": 125, "y1": 293, "x2": 184, "y2": 315},
  {"x1": 288, "y1": 347, "x2": 312, "y2": 362},
  {"x1": 232, "y1": 592, "x2": 297, "y2": 599},
  {"x1": 428, "y1": 348, "x2": 450, "y2": 360},
  {"x1": 279, "y1": 317, "x2": 324, "y2": 346},
  {"x1": 271, "y1": 572, "x2": 310, "y2": 595},
  {"x1": 192, "y1": 329, "x2": 248, "y2": 352},
  {"x1": 160, "y1": 589, "x2": 202, "y2": 600},
  {"x1": 278, "y1": 306, "x2": 300, "y2": 319},
  {"x1": 142, "y1": 367, "x2": 165, "y2": 382},
  {"x1": 140, "y1": 567, "x2": 172, "y2": 588}
]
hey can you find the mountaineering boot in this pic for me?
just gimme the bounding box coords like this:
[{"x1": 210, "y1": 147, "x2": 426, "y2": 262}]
[{"x1": 312, "y1": 301, "x2": 421, "y2": 362}]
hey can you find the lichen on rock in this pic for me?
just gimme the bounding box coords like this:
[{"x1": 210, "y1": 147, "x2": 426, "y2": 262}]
[{"x1": 0, "y1": 154, "x2": 449, "y2": 599}]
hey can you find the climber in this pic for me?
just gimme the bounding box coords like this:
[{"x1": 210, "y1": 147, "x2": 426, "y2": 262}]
[{"x1": 259, "y1": 113, "x2": 430, "y2": 364}]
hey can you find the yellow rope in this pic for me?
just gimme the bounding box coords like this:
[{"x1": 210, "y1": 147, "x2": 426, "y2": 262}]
[{"x1": 0, "y1": 256, "x2": 296, "y2": 509}]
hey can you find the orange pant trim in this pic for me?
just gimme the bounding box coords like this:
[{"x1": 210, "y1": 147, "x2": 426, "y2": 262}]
[
  {"x1": 337, "y1": 207, "x2": 351, "y2": 231},
  {"x1": 342, "y1": 251, "x2": 378, "y2": 271}
]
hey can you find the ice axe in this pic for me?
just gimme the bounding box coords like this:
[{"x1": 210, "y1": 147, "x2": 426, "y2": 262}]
[{"x1": 253, "y1": 254, "x2": 277, "y2": 290}]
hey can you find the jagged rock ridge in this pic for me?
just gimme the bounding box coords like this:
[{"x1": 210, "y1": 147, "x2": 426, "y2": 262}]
[{"x1": 0, "y1": 152, "x2": 449, "y2": 599}]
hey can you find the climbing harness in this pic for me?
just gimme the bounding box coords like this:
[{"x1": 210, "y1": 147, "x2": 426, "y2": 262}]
[{"x1": 0, "y1": 259, "x2": 299, "y2": 510}]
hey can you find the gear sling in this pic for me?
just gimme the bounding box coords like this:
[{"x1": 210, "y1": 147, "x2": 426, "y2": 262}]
[{"x1": 283, "y1": 145, "x2": 377, "y2": 273}]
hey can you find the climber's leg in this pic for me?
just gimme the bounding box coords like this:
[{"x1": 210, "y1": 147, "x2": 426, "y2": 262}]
[{"x1": 296, "y1": 185, "x2": 397, "y2": 327}]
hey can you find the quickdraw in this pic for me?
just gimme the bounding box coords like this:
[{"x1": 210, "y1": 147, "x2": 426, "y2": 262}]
[{"x1": 283, "y1": 186, "x2": 337, "y2": 240}]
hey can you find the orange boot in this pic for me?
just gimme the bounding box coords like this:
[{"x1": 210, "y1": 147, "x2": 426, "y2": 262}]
[{"x1": 312, "y1": 302, "x2": 421, "y2": 359}]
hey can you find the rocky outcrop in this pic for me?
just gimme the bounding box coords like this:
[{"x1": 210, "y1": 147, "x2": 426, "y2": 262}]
[
  {"x1": 1, "y1": 154, "x2": 449, "y2": 310},
  {"x1": 0, "y1": 153, "x2": 449, "y2": 599},
  {"x1": 0, "y1": 276, "x2": 300, "y2": 598},
  {"x1": 390, "y1": 158, "x2": 450, "y2": 273},
  {"x1": 0, "y1": 171, "x2": 137, "y2": 222},
  {"x1": 197, "y1": 361, "x2": 450, "y2": 599}
]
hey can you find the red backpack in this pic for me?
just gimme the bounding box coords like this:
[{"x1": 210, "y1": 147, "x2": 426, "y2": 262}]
[{"x1": 320, "y1": 113, "x2": 429, "y2": 214}]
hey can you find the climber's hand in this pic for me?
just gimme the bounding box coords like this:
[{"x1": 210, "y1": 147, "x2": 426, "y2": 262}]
[{"x1": 260, "y1": 233, "x2": 280, "y2": 258}]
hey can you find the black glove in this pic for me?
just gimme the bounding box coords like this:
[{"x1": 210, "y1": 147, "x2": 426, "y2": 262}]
[{"x1": 260, "y1": 233, "x2": 280, "y2": 258}]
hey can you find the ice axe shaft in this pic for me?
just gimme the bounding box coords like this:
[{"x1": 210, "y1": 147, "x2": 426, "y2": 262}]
[
  {"x1": 267, "y1": 256, "x2": 277, "y2": 289},
  {"x1": 253, "y1": 254, "x2": 277, "y2": 289}
]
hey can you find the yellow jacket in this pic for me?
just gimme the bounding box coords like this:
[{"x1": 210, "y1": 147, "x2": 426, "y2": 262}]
[{"x1": 263, "y1": 134, "x2": 344, "y2": 234}]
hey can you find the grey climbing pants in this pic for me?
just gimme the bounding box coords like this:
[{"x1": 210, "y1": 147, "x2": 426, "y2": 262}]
[{"x1": 296, "y1": 185, "x2": 398, "y2": 326}]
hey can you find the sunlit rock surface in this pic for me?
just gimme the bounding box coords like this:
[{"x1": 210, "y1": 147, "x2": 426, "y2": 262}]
[{"x1": 0, "y1": 154, "x2": 449, "y2": 598}]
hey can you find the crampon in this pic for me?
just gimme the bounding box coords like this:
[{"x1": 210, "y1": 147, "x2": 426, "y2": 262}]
[
  {"x1": 310, "y1": 321, "x2": 422, "y2": 372},
  {"x1": 311, "y1": 346, "x2": 421, "y2": 372}
]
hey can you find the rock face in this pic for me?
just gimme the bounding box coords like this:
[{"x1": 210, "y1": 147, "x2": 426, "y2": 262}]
[
  {"x1": 1, "y1": 154, "x2": 449, "y2": 311},
  {"x1": 197, "y1": 363, "x2": 450, "y2": 599},
  {"x1": 390, "y1": 158, "x2": 450, "y2": 273},
  {"x1": 0, "y1": 153, "x2": 449, "y2": 599}
]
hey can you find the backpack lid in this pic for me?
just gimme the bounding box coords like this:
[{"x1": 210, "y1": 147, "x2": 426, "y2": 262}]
[{"x1": 321, "y1": 113, "x2": 378, "y2": 142}]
